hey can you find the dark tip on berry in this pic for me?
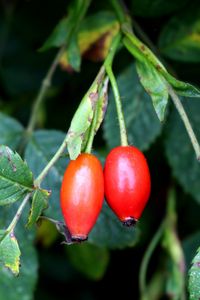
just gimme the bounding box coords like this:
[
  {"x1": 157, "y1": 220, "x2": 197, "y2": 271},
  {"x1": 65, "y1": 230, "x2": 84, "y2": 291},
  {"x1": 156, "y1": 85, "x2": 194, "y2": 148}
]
[
  {"x1": 122, "y1": 217, "x2": 137, "y2": 227},
  {"x1": 71, "y1": 235, "x2": 88, "y2": 243}
]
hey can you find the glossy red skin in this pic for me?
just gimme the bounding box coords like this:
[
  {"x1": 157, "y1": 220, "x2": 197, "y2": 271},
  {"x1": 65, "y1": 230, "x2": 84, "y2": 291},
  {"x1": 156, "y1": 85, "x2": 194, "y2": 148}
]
[
  {"x1": 60, "y1": 153, "x2": 104, "y2": 240},
  {"x1": 104, "y1": 146, "x2": 151, "y2": 223}
]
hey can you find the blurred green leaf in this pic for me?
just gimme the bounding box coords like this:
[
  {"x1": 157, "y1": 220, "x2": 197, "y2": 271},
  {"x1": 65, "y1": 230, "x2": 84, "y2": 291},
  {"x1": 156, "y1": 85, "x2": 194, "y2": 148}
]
[
  {"x1": 59, "y1": 11, "x2": 119, "y2": 69},
  {"x1": 89, "y1": 202, "x2": 139, "y2": 249},
  {"x1": 0, "y1": 145, "x2": 33, "y2": 205},
  {"x1": 162, "y1": 189, "x2": 185, "y2": 300},
  {"x1": 40, "y1": 17, "x2": 70, "y2": 51},
  {"x1": 27, "y1": 189, "x2": 50, "y2": 228},
  {"x1": 159, "y1": 5, "x2": 200, "y2": 62},
  {"x1": 67, "y1": 35, "x2": 81, "y2": 72},
  {"x1": 25, "y1": 130, "x2": 68, "y2": 220},
  {"x1": 0, "y1": 231, "x2": 21, "y2": 275},
  {"x1": 0, "y1": 204, "x2": 38, "y2": 300},
  {"x1": 40, "y1": 0, "x2": 91, "y2": 52},
  {"x1": 188, "y1": 246, "x2": 200, "y2": 300},
  {"x1": 103, "y1": 63, "x2": 162, "y2": 150},
  {"x1": 131, "y1": 0, "x2": 189, "y2": 17},
  {"x1": 0, "y1": 113, "x2": 24, "y2": 149},
  {"x1": 66, "y1": 243, "x2": 109, "y2": 280},
  {"x1": 136, "y1": 60, "x2": 168, "y2": 121},
  {"x1": 165, "y1": 99, "x2": 200, "y2": 203}
]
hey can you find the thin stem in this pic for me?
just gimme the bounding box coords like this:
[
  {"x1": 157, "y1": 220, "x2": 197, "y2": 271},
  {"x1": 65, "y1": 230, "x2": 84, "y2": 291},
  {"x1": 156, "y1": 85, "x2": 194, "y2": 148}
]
[
  {"x1": 104, "y1": 33, "x2": 128, "y2": 146},
  {"x1": 109, "y1": 0, "x2": 127, "y2": 23},
  {"x1": 26, "y1": 46, "x2": 65, "y2": 135},
  {"x1": 34, "y1": 135, "x2": 68, "y2": 187},
  {"x1": 7, "y1": 193, "x2": 32, "y2": 233},
  {"x1": 168, "y1": 85, "x2": 200, "y2": 161},
  {"x1": 139, "y1": 221, "x2": 165, "y2": 299}
]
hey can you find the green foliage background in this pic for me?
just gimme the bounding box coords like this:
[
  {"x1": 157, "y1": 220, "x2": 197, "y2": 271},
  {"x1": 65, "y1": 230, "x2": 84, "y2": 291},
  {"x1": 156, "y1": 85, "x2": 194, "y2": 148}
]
[{"x1": 0, "y1": 0, "x2": 200, "y2": 299}]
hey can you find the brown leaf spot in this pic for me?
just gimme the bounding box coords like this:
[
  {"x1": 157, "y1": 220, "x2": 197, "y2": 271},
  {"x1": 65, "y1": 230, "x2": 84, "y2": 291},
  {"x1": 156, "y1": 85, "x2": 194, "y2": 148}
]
[{"x1": 89, "y1": 92, "x2": 98, "y2": 110}]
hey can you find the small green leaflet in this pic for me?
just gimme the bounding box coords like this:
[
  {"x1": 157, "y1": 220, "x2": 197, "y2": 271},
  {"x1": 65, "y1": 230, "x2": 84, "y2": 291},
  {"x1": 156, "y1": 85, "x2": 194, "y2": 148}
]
[
  {"x1": 66, "y1": 66, "x2": 106, "y2": 159},
  {"x1": 0, "y1": 231, "x2": 21, "y2": 276},
  {"x1": 136, "y1": 60, "x2": 168, "y2": 121},
  {"x1": 40, "y1": 0, "x2": 91, "y2": 52},
  {"x1": 40, "y1": 17, "x2": 70, "y2": 51},
  {"x1": 0, "y1": 145, "x2": 34, "y2": 205},
  {"x1": 27, "y1": 189, "x2": 50, "y2": 228},
  {"x1": 163, "y1": 72, "x2": 200, "y2": 98},
  {"x1": 188, "y1": 246, "x2": 200, "y2": 300}
]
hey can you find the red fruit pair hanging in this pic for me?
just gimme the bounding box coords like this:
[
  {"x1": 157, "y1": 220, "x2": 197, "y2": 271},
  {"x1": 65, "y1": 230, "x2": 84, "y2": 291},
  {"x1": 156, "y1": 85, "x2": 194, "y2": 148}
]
[{"x1": 60, "y1": 145, "x2": 151, "y2": 241}]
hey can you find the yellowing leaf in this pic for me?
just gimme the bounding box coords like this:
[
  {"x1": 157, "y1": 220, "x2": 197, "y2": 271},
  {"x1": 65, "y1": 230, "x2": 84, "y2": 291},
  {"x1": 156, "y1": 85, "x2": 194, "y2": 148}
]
[{"x1": 60, "y1": 11, "x2": 120, "y2": 70}]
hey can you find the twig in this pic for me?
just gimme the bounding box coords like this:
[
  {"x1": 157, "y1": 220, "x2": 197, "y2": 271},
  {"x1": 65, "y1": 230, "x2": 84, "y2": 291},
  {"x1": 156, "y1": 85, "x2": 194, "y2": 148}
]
[
  {"x1": 7, "y1": 193, "x2": 32, "y2": 233},
  {"x1": 26, "y1": 46, "x2": 65, "y2": 135}
]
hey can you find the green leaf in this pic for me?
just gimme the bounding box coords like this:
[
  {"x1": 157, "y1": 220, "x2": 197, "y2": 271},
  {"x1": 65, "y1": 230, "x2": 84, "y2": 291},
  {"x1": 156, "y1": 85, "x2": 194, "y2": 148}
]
[
  {"x1": 0, "y1": 232, "x2": 21, "y2": 275},
  {"x1": 66, "y1": 243, "x2": 109, "y2": 280},
  {"x1": 40, "y1": 0, "x2": 91, "y2": 52},
  {"x1": 131, "y1": 0, "x2": 189, "y2": 17},
  {"x1": 59, "y1": 11, "x2": 119, "y2": 69},
  {"x1": 165, "y1": 99, "x2": 200, "y2": 203},
  {"x1": 123, "y1": 26, "x2": 200, "y2": 98},
  {"x1": 40, "y1": 17, "x2": 70, "y2": 51},
  {"x1": 25, "y1": 130, "x2": 68, "y2": 220},
  {"x1": 159, "y1": 6, "x2": 200, "y2": 62},
  {"x1": 188, "y1": 246, "x2": 200, "y2": 300},
  {"x1": 0, "y1": 113, "x2": 24, "y2": 149},
  {"x1": 164, "y1": 72, "x2": 200, "y2": 98},
  {"x1": 103, "y1": 63, "x2": 162, "y2": 150},
  {"x1": 27, "y1": 189, "x2": 50, "y2": 228},
  {"x1": 67, "y1": 67, "x2": 105, "y2": 159},
  {"x1": 67, "y1": 35, "x2": 81, "y2": 72},
  {"x1": 136, "y1": 60, "x2": 168, "y2": 121},
  {"x1": 0, "y1": 205, "x2": 38, "y2": 300},
  {"x1": 0, "y1": 145, "x2": 33, "y2": 205},
  {"x1": 89, "y1": 202, "x2": 139, "y2": 249}
]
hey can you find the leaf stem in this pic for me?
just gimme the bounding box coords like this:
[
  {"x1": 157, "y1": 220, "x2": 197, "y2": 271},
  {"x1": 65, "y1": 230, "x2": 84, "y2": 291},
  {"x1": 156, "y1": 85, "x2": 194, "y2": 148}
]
[
  {"x1": 167, "y1": 85, "x2": 200, "y2": 161},
  {"x1": 7, "y1": 193, "x2": 32, "y2": 233},
  {"x1": 139, "y1": 221, "x2": 165, "y2": 299},
  {"x1": 104, "y1": 33, "x2": 128, "y2": 146},
  {"x1": 109, "y1": 0, "x2": 127, "y2": 23}
]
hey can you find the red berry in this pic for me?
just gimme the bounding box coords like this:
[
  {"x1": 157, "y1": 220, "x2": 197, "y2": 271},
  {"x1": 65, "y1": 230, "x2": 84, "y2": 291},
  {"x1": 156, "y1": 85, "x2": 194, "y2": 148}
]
[
  {"x1": 104, "y1": 146, "x2": 151, "y2": 226},
  {"x1": 60, "y1": 153, "x2": 104, "y2": 241}
]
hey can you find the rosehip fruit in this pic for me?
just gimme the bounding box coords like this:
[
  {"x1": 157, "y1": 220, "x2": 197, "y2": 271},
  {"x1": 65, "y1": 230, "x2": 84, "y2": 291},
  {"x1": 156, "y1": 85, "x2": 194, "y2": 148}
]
[
  {"x1": 60, "y1": 153, "x2": 104, "y2": 241},
  {"x1": 104, "y1": 146, "x2": 151, "y2": 226}
]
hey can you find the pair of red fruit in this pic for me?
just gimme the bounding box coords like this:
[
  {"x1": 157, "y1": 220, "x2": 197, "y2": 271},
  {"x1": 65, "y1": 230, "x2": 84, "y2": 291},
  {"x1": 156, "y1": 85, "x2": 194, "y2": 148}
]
[{"x1": 60, "y1": 145, "x2": 151, "y2": 242}]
